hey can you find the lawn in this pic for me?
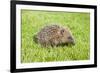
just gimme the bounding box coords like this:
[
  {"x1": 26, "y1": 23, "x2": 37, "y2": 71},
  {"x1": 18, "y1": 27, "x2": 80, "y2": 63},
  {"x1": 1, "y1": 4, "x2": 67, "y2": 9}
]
[{"x1": 21, "y1": 10, "x2": 90, "y2": 63}]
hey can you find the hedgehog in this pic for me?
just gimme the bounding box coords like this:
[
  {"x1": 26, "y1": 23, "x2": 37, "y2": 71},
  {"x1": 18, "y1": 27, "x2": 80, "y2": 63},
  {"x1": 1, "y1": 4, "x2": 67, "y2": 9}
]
[{"x1": 35, "y1": 24, "x2": 75, "y2": 47}]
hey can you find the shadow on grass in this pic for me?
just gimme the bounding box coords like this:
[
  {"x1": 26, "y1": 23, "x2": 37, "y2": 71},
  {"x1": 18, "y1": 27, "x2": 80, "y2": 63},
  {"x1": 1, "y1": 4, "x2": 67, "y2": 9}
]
[{"x1": 33, "y1": 34, "x2": 38, "y2": 43}]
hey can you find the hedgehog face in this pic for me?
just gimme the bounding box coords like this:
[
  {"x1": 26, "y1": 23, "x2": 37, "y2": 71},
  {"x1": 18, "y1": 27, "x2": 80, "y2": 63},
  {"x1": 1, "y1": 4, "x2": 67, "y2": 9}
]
[{"x1": 60, "y1": 28, "x2": 75, "y2": 45}]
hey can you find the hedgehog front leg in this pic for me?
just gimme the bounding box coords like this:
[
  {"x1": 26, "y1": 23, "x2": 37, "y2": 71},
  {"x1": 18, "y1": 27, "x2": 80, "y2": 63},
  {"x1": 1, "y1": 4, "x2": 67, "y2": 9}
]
[{"x1": 50, "y1": 39, "x2": 58, "y2": 47}]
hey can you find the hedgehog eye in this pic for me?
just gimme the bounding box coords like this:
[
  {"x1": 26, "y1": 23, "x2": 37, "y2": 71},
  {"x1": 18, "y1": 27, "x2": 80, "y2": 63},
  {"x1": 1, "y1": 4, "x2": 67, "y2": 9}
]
[{"x1": 60, "y1": 29, "x2": 65, "y2": 35}]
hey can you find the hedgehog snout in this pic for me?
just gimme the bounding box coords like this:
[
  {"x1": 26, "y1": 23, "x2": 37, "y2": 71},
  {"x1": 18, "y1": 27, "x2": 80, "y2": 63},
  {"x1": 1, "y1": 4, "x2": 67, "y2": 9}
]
[{"x1": 67, "y1": 36, "x2": 75, "y2": 45}]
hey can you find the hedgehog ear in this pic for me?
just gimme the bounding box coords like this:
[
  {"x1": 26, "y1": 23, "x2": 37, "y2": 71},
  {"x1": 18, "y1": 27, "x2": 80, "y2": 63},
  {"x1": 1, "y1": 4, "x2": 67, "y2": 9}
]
[{"x1": 60, "y1": 29, "x2": 64, "y2": 35}]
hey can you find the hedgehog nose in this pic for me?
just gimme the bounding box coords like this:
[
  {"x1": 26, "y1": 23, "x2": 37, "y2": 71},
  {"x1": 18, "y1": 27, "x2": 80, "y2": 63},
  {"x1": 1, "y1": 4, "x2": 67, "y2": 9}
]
[
  {"x1": 68, "y1": 36, "x2": 73, "y2": 40},
  {"x1": 68, "y1": 36, "x2": 75, "y2": 45}
]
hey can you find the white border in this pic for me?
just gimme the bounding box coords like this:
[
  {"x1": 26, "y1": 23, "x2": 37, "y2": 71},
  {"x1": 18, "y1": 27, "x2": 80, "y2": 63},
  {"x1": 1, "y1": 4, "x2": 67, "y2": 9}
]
[{"x1": 16, "y1": 5, "x2": 94, "y2": 69}]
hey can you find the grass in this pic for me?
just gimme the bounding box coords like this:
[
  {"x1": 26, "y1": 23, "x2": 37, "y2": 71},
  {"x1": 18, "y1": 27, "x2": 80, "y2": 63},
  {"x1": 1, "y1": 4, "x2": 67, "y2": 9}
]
[{"x1": 21, "y1": 10, "x2": 90, "y2": 63}]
